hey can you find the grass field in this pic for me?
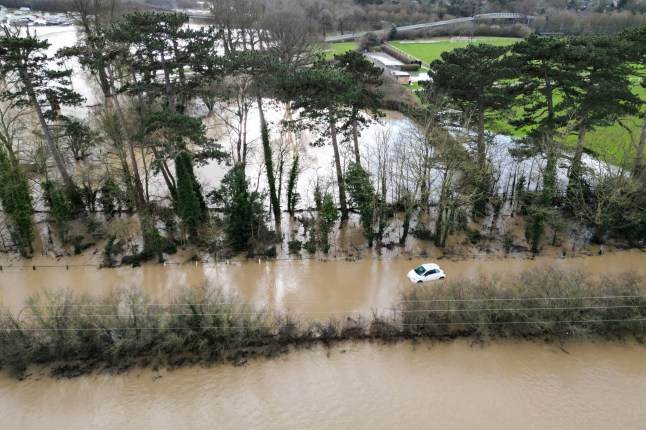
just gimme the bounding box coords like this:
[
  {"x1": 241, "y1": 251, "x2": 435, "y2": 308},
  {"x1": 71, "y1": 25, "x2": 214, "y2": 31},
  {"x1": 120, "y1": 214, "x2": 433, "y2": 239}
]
[
  {"x1": 389, "y1": 37, "x2": 521, "y2": 64},
  {"x1": 325, "y1": 42, "x2": 358, "y2": 58},
  {"x1": 389, "y1": 37, "x2": 645, "y2": 166},
  {"x1": 489, "y1": 82, "x2": 645, "y2": 165}
]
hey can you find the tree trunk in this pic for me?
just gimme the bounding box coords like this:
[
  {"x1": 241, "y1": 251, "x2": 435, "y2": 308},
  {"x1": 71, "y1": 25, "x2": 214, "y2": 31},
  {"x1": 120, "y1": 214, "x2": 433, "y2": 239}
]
[
  {"x1": 352, "y1": 119, "x2": 361, "y2": 164},
  {"x1": 477, "y1": 108, "x2": 486, "y2": 169},
  {"x1": 97, "y1": 65, "x2": 112, "y2": 108},
  {"x1": 566, "y1": 122, "x2": 587, "y2": 206},
  {"x1": 541, "y1": 138, "x2": 558, "y2": 205},
  {"x1": 18, "y1": 68, "x2": 74, "y2": 189},
  {"x1": 257, "y1": 95, "x2": 281, "y2": 232},
  {"x1": 329, "y1": 112, "x2": 349, "y2": 220},
  {"x1": 151, "y1": 146, "x2": 177, "y2": 200},
  {"x1": 160, "y1": 52, "x2": 176, "y2": 112},
  {"x1": 107, "y1": 65, "x2": 146, "y2": 211},
  {"x1": 400, "y1": 212, "x2": 410, "y2": 246},
  {"x1": 633, "y1": 108, "x2": 646, "y2": 177},
  {"x1": 435, "y1": 170, "x2": 449, "y2": 247}
]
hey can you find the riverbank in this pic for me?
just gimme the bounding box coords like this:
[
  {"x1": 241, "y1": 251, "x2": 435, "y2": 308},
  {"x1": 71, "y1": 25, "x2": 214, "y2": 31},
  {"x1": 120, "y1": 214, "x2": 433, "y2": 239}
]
[{"x1": 1, "y1": 267, "x2": 644, "y2": 379}]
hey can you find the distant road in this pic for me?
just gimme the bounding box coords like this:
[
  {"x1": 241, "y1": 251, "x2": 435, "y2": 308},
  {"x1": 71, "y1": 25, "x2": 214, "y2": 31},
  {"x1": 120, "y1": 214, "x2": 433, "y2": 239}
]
[{"x1": 324, "y1": 13, "x2": 532, "y2": 43}]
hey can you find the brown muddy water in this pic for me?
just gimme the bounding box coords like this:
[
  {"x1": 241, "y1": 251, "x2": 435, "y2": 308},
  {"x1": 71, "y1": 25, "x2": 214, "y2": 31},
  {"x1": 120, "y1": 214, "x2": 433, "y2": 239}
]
[
  {"x1": 1, "y1": 251, "x2": 646, "y2": 315},
  {"x1": 4, "y1": 28, "x2": 642, "y2": 427},
  {"x1": 1, "y1": 340, "x2": 646, "y2": 429}
]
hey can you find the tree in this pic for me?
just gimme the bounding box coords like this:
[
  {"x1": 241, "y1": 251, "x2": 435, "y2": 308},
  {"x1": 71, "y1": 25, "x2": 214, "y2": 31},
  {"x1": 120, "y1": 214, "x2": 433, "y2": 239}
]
[
  {"x1": 427, "y1": 44, "x2": 517, "y2": 171},
  {"x1": 318, "y1": 192, "x2": 338, "y2": 252},
  {"x1": 0, "y1": 103, "x2": 34, "y2": 256},
  {"x1": 208, "y1": 0, "x2": 265, "y2": 54},
  {"x1": 141, "y1": 109, "x2": 224, "y2": 239},
  {"x1": 59, "y1": 118, "x2": 98, "y2": 161},
  {"x1": 63, "y1": 0, "x2": 124, "y2": 105},
  {"x1": 106, "y1": 11, "x2": 220, "y2": 114},
  {"x1": 286, "y1": 57, "x2": 370, "y2": 220},
  {"x1": 286, "y1": 155, "x2": 300, "y2": 216},
  {"x1": 259, "y1": 0, "x2": 323, "y2": 68},
  {"x1": 175, "y1": 151, "x2": 205, "y2": 241},
  {"x1": 333, "y1": 51, "x2": 384, "y2": 165},
  {"x1": 426, "y1": 44, "x2": 517, "y2": 217},
  {"x1": 0, "y1": 27, "x2": 83, "y2": 191},
  {"x1": 558, "y1": 35, "x2": 640, "y2": 204},
  {"x1": 511, "y1": 34, "x2": 570, "y2": 136},
  {"x1": 620, "y1": 26, "x2": 646, "y2": 177},
  {"x1": 346, "y1": 162, "x2": 380, "y2": 247},
  {"x1": 225, "y1": 51, "x2": 287, "y2": 229},
  {"x1": 213, "y1": 165, "x2": 266, "y2": 252}
]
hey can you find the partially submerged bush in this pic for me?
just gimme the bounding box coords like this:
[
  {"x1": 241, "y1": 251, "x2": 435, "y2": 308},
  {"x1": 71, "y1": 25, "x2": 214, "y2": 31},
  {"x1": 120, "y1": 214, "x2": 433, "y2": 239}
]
[
  {"x1": 1, "y1": 268, "x2": 644, "y2": 378},
  {"x1": 399, "y1": 268, "x2": 646, "y2": 341}
]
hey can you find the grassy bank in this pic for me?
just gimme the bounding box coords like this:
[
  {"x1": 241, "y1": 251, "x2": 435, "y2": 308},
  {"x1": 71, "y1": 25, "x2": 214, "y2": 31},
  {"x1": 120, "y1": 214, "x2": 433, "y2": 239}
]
[{"x1": 1, "y1": 268, "x2": 645, "y2": 378}]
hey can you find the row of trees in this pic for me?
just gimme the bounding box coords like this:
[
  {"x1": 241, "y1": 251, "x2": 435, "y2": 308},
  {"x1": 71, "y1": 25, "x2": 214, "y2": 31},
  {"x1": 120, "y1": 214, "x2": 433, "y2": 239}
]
[
  {"x1": 1, "y1": 1, "x2": 645, "y2": 260},
  {"x1": 0, "y1": 3, "x2": 389, "y2": 259},
  {"x1": 421, "y1": 28, "x2": 646, "y2": 250}
]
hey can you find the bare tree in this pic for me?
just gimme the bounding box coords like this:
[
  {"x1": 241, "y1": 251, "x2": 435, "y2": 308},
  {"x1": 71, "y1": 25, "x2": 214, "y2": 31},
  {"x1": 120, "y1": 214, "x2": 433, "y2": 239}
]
[{"x1": 209, "y1": 0, "x2": 265, "y2": 53}]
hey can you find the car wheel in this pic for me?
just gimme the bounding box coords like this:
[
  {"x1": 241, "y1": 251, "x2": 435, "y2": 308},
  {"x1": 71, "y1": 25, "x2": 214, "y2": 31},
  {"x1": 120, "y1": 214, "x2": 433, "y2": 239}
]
[
  {"x1": 440, "y1": 277, "x2": 445, "y2": 280},
  {"x1": 417, "y1": 280, "x2": 423, "y2": 284}
]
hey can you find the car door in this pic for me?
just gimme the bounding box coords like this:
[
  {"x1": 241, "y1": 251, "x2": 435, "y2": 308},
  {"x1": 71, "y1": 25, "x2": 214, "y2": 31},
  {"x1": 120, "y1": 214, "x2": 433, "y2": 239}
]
[{"x1": 424, "y1": 269, "x2": 440, "y2": 281}]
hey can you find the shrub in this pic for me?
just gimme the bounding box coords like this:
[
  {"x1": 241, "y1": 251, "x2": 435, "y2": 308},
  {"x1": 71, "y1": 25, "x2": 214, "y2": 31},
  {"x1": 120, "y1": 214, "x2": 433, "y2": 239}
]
[
  {"x1": 400, "y1": 64, "x2": 421, "y2": 72},
  {"x1": 288, "y1": 240, "x2": 302, "y2": 252},
  {"x1": 411, "y1": 224, "x2": 434, "y2": 241}
]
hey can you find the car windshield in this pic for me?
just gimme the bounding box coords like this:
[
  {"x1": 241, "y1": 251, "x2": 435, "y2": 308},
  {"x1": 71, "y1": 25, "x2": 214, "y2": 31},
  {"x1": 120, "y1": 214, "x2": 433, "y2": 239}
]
[{"x1": 414, "y1": 266, "x2": 426, "y2": 275}]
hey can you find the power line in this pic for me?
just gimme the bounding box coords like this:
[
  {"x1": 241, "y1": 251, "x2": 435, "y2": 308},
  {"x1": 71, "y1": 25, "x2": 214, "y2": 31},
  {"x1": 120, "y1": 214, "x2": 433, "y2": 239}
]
[
  {"x1": 1, "y1": 318, "x2": 645, "y2": 332},
  {"x1": 15, "y1": 295, "x2": 646, "y2": 308},
  {"x1": 399, "y1": 295, "x2": 646, "y2": 303}
]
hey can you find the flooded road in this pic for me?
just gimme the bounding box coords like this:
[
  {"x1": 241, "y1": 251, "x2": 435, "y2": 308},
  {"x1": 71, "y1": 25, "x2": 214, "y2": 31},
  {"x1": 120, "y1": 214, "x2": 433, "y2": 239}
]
[
  {"x1": 2, "y1": 27, "x2": 644, "y2": 429},
  {"x1": 1, "y1": 251, "x2": 645, "y2": 316},
  {"x1": 1, "y1": 340, "x2": 646, "y2": 429}
]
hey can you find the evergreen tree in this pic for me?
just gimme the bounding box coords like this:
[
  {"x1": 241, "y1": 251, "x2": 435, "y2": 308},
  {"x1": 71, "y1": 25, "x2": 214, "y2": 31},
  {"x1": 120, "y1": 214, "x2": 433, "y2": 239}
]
[
  {"x1": 558, "y1": 35, "x2": 640, "y2": 205},
  {"x1": 346, "y1": 162, "x2": 377, "y2": 246},
  {"x1": 333, "y1": 51, "x2": 384, "y2": 165},
  {"x1": 0, "y1": 151, "x2": 34, "y2": 256},
  {"x1": 425, "y1": 43, "x2": 518, "y2": 217},
  {"x1": 175, "y1": 150, "x2": 206, "y2": 241},
  {"x1": 214, "y1": 165, "x2": 265, "y2": 252},
  {"x1": 0, "y1": 28, "x2": 83, "y2": 192}
]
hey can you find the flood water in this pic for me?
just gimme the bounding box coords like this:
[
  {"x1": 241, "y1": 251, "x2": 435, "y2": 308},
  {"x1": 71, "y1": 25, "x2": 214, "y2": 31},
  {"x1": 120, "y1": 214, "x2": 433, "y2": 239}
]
[
  {"x1": 4, "y1": 26, "x2": 644, "y2": 429},
  {"x1": 1, "y1": 250, "x2": 645, "y2": 316},
  {"x1": 1, "y1": 339, "x2": 646, "y2": 429}
]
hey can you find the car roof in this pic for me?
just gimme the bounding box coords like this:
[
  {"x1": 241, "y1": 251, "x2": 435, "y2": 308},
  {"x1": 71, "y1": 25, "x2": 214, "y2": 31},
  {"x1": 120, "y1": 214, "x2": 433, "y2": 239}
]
[{"x1": 419, "y1": 263, "x2": 440, "y2": 270}]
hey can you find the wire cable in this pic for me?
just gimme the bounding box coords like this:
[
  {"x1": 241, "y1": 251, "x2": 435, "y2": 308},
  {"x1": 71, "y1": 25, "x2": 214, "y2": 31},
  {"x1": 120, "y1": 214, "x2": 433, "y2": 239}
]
[
  {"x1": 1, "y1": 318, "x2": 645, "y2": 332},
  {"x1": 15, "y1": 295, "x2": 646, "y2": 308}
]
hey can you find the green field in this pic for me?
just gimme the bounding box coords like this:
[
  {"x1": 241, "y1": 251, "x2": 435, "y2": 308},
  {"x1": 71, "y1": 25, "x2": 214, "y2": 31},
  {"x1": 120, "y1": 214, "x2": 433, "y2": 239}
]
[
  {"x1": 489, "y1": 80, "x2": 645, "y2": 165},
  {"x1": 389, "y1": 37, "x2": 644, "y2": 167},
  {"x1": 325, "y1": 42, "x2": 358, "y2": 58},
  {"x1": 389, "y1": 37, "x2": 521, "y2": 64}
]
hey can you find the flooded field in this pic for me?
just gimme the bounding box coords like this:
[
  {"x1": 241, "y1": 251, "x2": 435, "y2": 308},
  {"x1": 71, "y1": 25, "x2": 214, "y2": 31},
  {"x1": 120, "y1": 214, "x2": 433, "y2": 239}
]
[
  {"x1": 1, "y1": 340, "x2": 646, "y2": 429},
  {"x1": 2, "y1": 25, "x2": 644, "y2": 430}
]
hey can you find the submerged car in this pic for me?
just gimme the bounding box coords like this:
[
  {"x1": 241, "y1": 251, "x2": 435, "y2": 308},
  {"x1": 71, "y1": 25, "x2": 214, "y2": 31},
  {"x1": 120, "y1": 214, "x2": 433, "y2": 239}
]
[{"x1": 407, "y1": 263, "x2": 446, "y2": 284}]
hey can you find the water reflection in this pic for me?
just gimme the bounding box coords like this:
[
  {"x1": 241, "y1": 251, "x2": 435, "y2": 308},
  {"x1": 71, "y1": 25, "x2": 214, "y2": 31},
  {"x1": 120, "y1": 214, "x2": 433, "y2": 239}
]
[{"x1": 2, "y1": 251, "x2": 645, "y2": 316}]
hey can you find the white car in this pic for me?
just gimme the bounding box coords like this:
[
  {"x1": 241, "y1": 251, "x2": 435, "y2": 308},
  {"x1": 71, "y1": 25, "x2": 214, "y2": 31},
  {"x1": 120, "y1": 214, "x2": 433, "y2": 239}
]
[{"x1": 407, "y1": 263, "x2": 446, "y2": 284}]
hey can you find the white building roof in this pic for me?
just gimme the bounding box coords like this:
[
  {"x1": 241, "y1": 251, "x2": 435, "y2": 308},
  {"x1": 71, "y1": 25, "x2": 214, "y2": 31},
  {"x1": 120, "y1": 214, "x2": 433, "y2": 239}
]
[{"x1": 366, "y1": 52, "x2": 405, "y2": 67}]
